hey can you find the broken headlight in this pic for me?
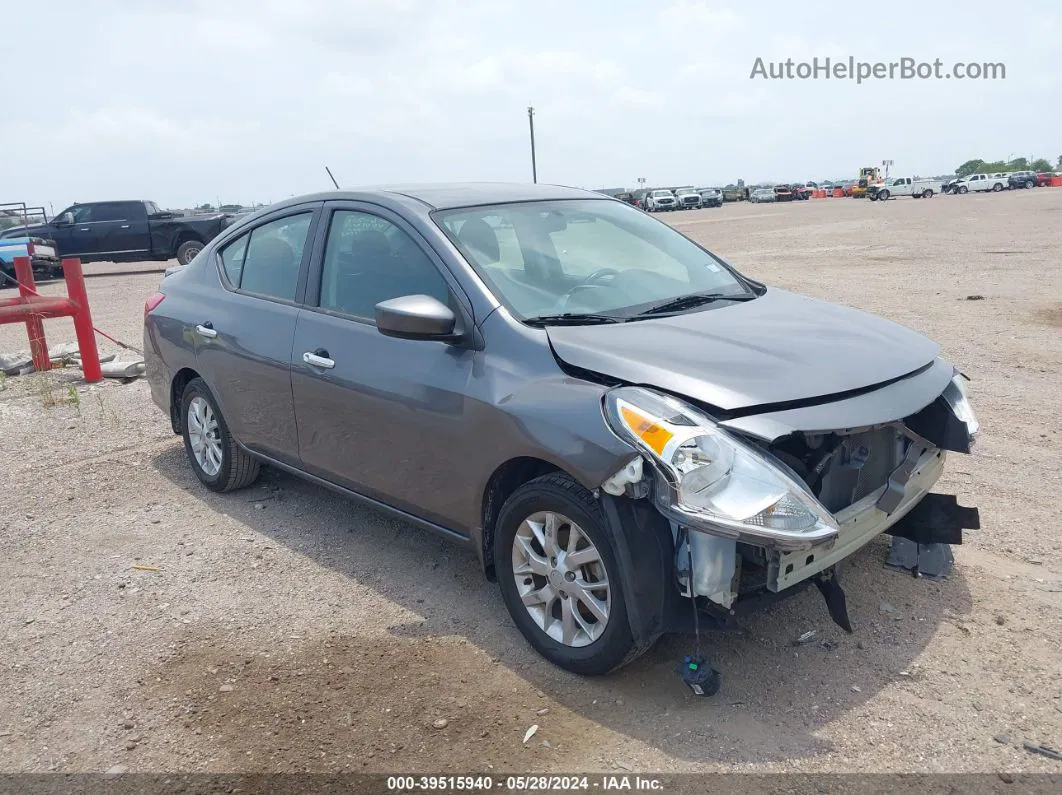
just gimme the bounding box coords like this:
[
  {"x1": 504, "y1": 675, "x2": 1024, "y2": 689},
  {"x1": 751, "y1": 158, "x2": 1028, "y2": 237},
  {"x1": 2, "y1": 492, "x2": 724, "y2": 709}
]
[
  {"x1": 942, "y1": 373, "x2": 979, "y2": 441},
  {"x1": 603, "y1": 386, "x2": 839, "y2": 548}
]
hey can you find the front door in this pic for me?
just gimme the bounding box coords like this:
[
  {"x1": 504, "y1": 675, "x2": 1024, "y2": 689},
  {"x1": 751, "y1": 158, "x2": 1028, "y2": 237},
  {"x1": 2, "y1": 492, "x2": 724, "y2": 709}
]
[{"x1": 289, "y1": 204, "x2": 477, "y2": 531}]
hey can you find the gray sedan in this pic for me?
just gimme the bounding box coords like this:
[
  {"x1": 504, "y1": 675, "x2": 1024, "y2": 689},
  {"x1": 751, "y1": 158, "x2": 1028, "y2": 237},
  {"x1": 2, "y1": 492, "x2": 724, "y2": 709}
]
[{"x1": 144, "y1": 183, "x2": 979, "y2": 681}]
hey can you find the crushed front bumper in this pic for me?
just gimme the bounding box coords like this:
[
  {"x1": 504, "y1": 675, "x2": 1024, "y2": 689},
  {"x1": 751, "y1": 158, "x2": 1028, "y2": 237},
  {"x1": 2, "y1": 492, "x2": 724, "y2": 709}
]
[{"x1": 769, "y1": 445, "x2": 945, "y2": 591}]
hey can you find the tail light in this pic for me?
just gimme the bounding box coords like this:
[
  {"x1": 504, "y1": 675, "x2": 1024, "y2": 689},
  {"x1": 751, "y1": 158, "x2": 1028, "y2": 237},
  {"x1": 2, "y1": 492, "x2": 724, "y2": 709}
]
[{"x1": 144, "y1": 292, "x2": 166, "y2": 318}]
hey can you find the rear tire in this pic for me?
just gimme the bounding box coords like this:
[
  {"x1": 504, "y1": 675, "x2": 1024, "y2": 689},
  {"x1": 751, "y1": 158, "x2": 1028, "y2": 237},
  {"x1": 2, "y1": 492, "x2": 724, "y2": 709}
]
[
  {"x1": 992, "y1": 182, "x2": 1003, "y2": 192},
  {"x1": 175, "y1": 239, "x2": 204, "y2": 266},
  {"x1": 494, "y1": 473, "x2": 641, "y2": 676},
  {"x1": 180, "y1": 378, "x2": 260, "y2": 493},
  {"x1": 922, "y1": 189, "x2": 934, "y2": 198}
]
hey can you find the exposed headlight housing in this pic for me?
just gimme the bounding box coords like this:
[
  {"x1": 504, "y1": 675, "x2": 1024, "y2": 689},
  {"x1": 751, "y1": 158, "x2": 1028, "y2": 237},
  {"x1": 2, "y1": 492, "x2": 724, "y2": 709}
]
[
  {"x1": 603, "y1": 386, "x2": 839, "y2": 549},
  {"x1": 942, "y1": 373, "x2": 979, "y2": 442}
]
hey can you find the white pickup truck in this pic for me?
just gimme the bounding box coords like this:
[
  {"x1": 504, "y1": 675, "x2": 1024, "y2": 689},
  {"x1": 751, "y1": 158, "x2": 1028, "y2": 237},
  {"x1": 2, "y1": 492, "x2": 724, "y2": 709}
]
[
  {"x1": 949, "y1": 173, "x2": 1009, "y2": 194},
  {"x1": 867, "y1": 177, "x2": 943, "y2": 200}
]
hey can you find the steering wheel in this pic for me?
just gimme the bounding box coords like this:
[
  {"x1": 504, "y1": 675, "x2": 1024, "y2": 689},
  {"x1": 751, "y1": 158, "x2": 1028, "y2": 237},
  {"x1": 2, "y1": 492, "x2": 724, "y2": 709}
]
[
  {"x1": 550, "y1": 267, "x2": 621, "y2": 314},
  {"x1": 583, "y1": 267, "x2": 619, "y2": 285}
]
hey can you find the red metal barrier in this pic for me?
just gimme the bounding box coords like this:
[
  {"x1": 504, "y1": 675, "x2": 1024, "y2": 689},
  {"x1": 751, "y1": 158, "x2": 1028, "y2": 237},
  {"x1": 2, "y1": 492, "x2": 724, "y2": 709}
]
[
  {"x1": 0, "y1": 256, "x2": 102, "y2": 382},
  {"x1": 1051, "y1": 176, "x2": 1062, "y2": 188}
]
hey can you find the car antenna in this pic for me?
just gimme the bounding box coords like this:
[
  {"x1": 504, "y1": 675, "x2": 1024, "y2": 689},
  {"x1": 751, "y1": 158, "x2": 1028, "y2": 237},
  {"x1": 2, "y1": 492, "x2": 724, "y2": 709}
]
[{"x1": 325, "y1": 166, "x2": 341, "y2": 190}]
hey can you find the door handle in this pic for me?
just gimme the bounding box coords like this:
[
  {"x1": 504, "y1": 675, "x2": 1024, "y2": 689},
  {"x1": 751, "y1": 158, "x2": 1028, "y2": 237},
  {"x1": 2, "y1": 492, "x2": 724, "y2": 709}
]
[
  {"x1": 303, "y1": 350, "x2": 335, "y2": 369},
  {"x1": 78, "y1": 227, "x2": 89, "y2": 231},
  {"x1": 195, "y1": 323, "x2": 218, "y2": 338},
  {"x1": 120, "y1": 224, "x2": 130, "y2": 229}
]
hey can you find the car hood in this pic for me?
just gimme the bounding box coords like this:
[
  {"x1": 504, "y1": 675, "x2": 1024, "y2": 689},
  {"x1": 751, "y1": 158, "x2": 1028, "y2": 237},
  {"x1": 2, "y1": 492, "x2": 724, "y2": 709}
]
[{"x1": 546, "y1": 288, "x2": 940, "y2": 412}]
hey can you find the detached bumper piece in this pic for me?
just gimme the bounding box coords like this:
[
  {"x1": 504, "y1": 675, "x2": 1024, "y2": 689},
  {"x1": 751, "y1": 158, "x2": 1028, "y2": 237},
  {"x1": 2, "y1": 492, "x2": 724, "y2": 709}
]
[{"x1": 885, "y1": 493, "x2": 980, "y2": 579}]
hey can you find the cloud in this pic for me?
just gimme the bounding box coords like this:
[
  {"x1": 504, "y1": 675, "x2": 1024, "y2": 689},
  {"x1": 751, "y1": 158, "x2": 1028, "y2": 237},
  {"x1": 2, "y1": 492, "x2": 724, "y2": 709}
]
[{"x1": 2, "y1": 0, "x2": 1058, "y2": 207}]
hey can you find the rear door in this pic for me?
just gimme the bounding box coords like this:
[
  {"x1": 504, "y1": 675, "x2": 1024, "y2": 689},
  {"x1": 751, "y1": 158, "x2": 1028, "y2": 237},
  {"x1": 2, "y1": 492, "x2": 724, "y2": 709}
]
[
  {"x1": 86, "y1": 201, "x2": 151, "y2": 257},
  {"x1": 289, "y1": 202, "x2": 478, "y2": 530},
  {"x1": 193, "y1": 204, "x2": 322, "y2": 465}
]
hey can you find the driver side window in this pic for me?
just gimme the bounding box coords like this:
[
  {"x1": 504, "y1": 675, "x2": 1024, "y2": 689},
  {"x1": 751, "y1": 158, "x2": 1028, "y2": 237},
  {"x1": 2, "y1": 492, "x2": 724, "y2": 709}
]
[
  {"x1": 318, "y1": 210, "x2": 451, "y2": 321},
  {"x1": 67, "y1": 206, "x2": 93, "y2": 223}
]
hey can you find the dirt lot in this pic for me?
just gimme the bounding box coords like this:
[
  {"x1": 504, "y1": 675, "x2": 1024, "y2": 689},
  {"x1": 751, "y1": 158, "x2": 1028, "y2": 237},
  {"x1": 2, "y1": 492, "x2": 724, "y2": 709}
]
[{"x1": 1, "y1": 189, "x2": 1060, "y2": 776}]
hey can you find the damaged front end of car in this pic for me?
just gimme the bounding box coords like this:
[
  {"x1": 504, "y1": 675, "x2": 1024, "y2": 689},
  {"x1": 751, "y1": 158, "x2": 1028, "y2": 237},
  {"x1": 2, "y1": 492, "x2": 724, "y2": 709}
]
[{"x1": 597, "y1": 360, "x2": 981, "y2": 640}]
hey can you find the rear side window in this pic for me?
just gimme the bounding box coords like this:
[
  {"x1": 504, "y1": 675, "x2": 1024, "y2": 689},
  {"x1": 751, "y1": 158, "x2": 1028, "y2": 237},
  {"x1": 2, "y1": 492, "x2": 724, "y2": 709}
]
[
  {"x1": 220, "y1": 234, "x2": 248, "y2": 285},
  {"x1": 219, "y1": 212, "x2": 313, "y2": 301},
  {"x1": 90, "y1": 202, "x2": 143, "y2": 222}
]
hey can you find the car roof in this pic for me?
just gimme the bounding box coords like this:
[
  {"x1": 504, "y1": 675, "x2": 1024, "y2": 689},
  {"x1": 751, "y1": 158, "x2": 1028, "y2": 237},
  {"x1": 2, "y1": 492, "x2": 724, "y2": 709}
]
[{"x1": 263, "y1": 182, "x2": 604, "y2": 212}]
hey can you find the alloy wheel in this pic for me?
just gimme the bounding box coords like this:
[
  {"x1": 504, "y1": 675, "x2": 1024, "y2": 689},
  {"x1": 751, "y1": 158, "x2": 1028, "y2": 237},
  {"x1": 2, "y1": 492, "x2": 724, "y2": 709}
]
[
  {"x1": 187, "y1": 396, "x2": 223, "y2": 477},
  {"x1": 511, "y1": 511, "x2": 611, "y2": 647}
]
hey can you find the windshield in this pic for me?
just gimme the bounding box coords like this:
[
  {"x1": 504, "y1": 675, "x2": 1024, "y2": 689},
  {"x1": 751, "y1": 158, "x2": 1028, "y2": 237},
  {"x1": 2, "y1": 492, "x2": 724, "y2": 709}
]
[
  {"x1": 434, "y1": 199, "x2": 750, "y2": 320},
  {"x1": 676, "y1": 188, "x2": 695, "y2": 195}
]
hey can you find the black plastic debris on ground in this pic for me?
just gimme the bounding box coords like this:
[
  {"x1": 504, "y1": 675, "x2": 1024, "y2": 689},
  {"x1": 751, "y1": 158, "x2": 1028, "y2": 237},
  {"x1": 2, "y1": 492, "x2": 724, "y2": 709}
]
[{"x1": 886, "y1": 538, "x2": 955, "y2": 579}]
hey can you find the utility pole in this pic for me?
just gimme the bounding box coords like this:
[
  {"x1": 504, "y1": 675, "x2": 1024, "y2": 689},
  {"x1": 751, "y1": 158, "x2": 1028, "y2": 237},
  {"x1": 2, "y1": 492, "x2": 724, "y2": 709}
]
[{"x1": 527, "y1": 106, "x2": 537, "y2": 183}]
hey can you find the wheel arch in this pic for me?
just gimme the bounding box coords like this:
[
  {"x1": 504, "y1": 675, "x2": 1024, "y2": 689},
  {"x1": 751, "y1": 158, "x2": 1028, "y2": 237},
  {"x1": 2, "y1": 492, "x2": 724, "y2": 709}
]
[
  {"x1": 169, "y1": 367, "x2": 202, "y2": 433},
  {"x1": 478, "y1": 456, "x2": 575, "y2": 581}
]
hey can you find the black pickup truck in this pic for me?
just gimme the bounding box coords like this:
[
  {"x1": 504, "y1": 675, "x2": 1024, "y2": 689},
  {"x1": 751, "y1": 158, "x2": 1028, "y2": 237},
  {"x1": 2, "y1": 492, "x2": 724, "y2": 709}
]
[{"x1": 0, "y1": 200, "x2": 230, "y2": 266}]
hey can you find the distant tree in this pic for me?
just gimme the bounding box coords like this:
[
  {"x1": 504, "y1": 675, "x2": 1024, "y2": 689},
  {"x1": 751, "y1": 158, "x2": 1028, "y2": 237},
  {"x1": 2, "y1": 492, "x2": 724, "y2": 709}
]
[
  {"x1": 1007, "y1": 157, "x2": 1029, "y2": 171},
  {"x1": 1030, "y1": 158, "x2": 1053, "y2": 173},
  {"x1": 197, "y1": 203, "x2": 214, "y2": 211},
  {"x1": 955, "y1": 159, "x2": 984, "y2": 177}
]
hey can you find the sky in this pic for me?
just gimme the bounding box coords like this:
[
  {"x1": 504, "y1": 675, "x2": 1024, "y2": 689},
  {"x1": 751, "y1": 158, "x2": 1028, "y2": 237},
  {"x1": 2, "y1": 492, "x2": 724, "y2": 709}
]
[{"x1": 4, "y1": 0, "x2": 1060, "y2": 210}]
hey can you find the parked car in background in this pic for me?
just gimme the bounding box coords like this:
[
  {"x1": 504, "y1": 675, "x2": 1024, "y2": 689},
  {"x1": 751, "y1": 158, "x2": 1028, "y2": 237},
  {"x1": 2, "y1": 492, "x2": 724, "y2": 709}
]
[
  {"x1": 1007, "y1": 171, "x2": 1038, "y2": 190},
  {"x1": 615, "y1": 192, "x2": 641, "y2": 207},
  {"x1": 697, "y1": 188, "x2": 723, "y2": 208},
  {"x1": 673, "y1": 187, "x2": 702, "y2": 210},
  {"x1": 0, "y1": 235, "x2": 60, "y2": 283},
  {"x1": 867, "y1": 177, "x2": 942, "y2": 200},
  {"x1": 645, "y1": 189, "x2": 679, "y2": 212},
  {"x1": 773, "y1": 185, "x2": 793, "y2": 202},
  {"x1": 749, "y1": 188, "x2": 776, "y2": 203},
  {"x1": 790, "y1": 185, "x2": 810, "y2": 201},
  {"x1": 722, "y1": 186, "x2": 749, "y2": 202},
  {"x1": 144, "y1": 182, "x2": 979, "y2": 679},
  {"x1": 0, "y1": 200, "x2": 230, "y2": 266},
  {"x1": 1036, "y1": 172, "x2": 1056, "y2": 187},
  {"x1": 950, "y1": 174, "x2": 1008, "y2": 194}
]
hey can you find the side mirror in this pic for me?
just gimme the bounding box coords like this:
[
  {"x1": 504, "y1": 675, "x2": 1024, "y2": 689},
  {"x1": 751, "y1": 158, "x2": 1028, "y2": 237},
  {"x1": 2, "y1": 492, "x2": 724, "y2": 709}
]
[
  {"x1": 54, "y1": 212, "x2": 75, "y2": 226},
  {"x1": 375, "y1": 295, "x2": 458, "y2": 341}
]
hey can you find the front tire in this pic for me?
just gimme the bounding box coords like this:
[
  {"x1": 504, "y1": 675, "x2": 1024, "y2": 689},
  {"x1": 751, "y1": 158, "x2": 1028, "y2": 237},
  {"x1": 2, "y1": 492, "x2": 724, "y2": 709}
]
[
  {"x1": 878, "y1": 189, "x2": 890, "y2": 201},
  {"x1": 494, "y1": 473, "x2": 638, "y2": 676},
  {"x1": 180, "y1": 378, "x2": 260, "y2": 492},
  {"x1": 958, "y1": 185, "x2": 969, "y2": 194},
  {"x1": 175, "y1": 239, "x2": 204, "y2": 266},
  {"x1": 1026, "y1": 180, "x2": 1035, "y2": 189}
]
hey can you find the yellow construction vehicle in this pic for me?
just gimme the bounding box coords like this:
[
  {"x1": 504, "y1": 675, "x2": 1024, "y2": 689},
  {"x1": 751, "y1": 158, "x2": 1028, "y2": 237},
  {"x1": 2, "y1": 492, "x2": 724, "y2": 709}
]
[{"x1": 851, "y1": 166, "x2": 883, "y2": 198}]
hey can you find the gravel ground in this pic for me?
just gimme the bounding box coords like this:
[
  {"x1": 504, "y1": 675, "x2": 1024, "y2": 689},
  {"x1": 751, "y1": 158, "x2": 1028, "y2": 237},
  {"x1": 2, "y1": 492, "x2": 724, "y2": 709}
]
[{"x1": 0, "y1": 189, "x2": 1060, "y2": 776}]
